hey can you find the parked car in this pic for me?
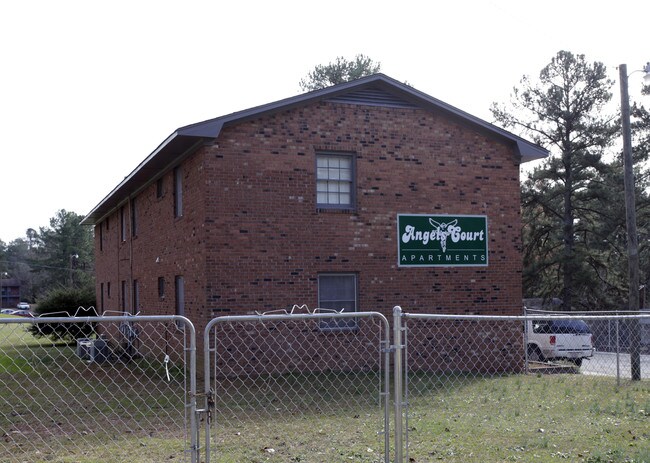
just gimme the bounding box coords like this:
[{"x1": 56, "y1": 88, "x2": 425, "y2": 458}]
[
  {"x1": 16, "y1": 302, "x2": 31, "y2": 310},
  {"x1": 11, "y1": 309, "x2": 34, "y2": 317},
  {"x1": 526, "y1": 318, "x2": 594, "y2": 367},
  {"x1": 0, "y1": 308, "x2": 33, "y2": 317}
]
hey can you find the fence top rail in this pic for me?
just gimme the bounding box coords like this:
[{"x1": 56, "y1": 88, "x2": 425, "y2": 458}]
[
  {"x1": 205, "y1": 310, "x2": 389, "y2": 328},
  {"x1": 401, "y1": 313, "x2": 650, "y2": 322},
  {"x1": 525, "y1": 308, "x2": 650, "y2": 316},
  {"x1": 0, "y1": 314, "x2": 197, "y2": 355},
  {"x1": 0, "y1": 314, "x2": 193, "y2": 325},
  {"x1": 202, "y1": 309, "x2": 391, "y2": 397},
  {"x1": 0, "y1": 314, "x2": 195, "y2": 333}
]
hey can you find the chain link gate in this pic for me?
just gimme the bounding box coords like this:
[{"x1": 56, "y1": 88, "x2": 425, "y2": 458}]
[
  {"x1": 202, "y1": 309, "x2": 391, "y2": 463},
  {"x1": 392, "y1": 308, "x2": 527, "y2": 462},
  {"x1": 0, "y1": 314, "x2": 198, "y2": 463}
]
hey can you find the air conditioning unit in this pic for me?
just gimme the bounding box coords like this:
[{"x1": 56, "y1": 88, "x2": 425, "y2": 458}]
[{"x1": 76, "y1": 338, "x2": 110, "y2": 363}]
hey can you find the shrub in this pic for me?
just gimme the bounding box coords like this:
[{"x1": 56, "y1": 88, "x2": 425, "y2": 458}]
[{"x1": 29, "y1": 286, "x2": 97, "y2": 342}]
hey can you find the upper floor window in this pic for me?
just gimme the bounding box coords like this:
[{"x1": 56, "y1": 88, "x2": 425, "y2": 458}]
[
  {"x1": 120, "y1": 206, "x2": 126, "y2": 242},
  {"x1": 316, "y1": 153, "x2": 355, "y2": 209},
  {"x1": 174, "y1": 167, "x2": 183, "y2": 218},
  {"x1": 131, "y1": 198, "x2": 137, "y2": 237},
  {"x1": 156, "y1": 178, "x2": 164, "y2": 198}
]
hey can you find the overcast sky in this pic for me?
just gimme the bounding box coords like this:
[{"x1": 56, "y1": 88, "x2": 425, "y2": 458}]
[{"x1": 1, "y1": 0, "x2": 648, "y2": 243}]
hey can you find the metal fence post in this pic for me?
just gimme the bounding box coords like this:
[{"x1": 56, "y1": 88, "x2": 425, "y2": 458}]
[
  {"x1": 616, "y1": 316, "x2": 621, "y2": 386},
  {"x1": 393, "y1": 306, "x2": 404, "y2": 463},
  {"x1": 203, "y1": 321, "x2": 214, "y2": 463},
  {"x1": 186, "y1": 319, "x2": 198, "y2": 463},
  {"x1": 523, "y1": 306, "x2": 530, "y2": 373}
]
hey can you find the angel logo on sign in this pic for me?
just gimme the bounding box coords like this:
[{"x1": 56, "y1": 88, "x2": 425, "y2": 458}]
[
  {"x1": 427, "y1": 218, "x2": 457, "y2": 252},
  {"x1": 397, "y1": 214, "x2": 488, "y2": 267}
]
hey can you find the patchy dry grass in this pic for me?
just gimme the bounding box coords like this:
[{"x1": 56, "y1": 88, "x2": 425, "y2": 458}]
[
  {"x1": 2, "y1": 317, "x2": 649, "y2": 462},
  {"x1": 405, "y1": 373, "x2": 650, "y2": 463},
  {"x1": 203, "y1": 371, "x2": 650, "y2": 463},
  {"x1": 1, "y1": 318, "x2": 189, "y2": 463}
]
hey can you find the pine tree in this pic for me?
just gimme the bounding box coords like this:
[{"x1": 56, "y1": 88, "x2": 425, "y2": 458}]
[
  {"x1": 299, "y1": 54, "x2": 381, "y2": 91},
  {"x1": 492, "y1": 51, "x2": 619, "y2": 310}
]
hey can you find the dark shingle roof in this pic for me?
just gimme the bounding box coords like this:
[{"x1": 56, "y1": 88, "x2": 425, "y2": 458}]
[{"x1": 82, "y1": 73, "x2": 547, "y2": 225}]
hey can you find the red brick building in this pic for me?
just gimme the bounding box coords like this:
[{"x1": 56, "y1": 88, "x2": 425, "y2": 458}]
[
  {"x1": 0, "y1": 278, "x2": 21, "y2": 309},
  {"x1": 82, "y1": 74, "x2": 546, "y2": 334}
]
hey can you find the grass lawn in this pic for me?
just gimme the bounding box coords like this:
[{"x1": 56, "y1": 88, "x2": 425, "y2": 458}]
[
  {"x1": 405, "y1": 373, "x2": 650, "y2": 463},
  {"x1": 1, "y1": 316, "x2": 649, "y2": 462},
  {"x1": 1, "y1": 317, "x2": 189, "y2": 463},
  {"x1": 207, "y1": 373, "x2": 649, "y2": 463}
]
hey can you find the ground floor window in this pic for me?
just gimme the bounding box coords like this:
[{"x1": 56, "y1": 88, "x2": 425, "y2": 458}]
[
  {"x1": 132, "y1": 279, "x2": 139, "y2": 315},
  {"x1": 317, "y1": 273, "x2": 358, "y2": 330},
  {"x1": 175, "y1": 275, "x2": 185, "y2": 327},
  {"x1": 158, "y1": 277, "x2": 165, "y2": 300},
  {"x1": 121, "y1": 280, "x2": 127, "y2": 312}
]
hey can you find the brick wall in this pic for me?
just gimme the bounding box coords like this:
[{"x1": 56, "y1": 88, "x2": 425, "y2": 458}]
[
  {"x1": 95, "y1": 99, "x2": 523, "y2": 337},
  {"x1": 94, "y1": 150, "x2": 207, "y2": 323},
  {"x1": 202, "y1": 101, "x2": 522, "y2": 324}
]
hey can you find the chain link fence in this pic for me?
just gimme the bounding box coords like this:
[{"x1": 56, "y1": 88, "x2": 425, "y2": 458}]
[
  {"x1": 203, "y1": 309, "x2": 391, "y2": 463},
  {"x1": 525, "y1": 307, "x2": 650, "y2": 354},
  {"x1": 0, "y1": 314, "x2": 196, "y2": 463},
  {"x1": 397, "y1": 310, "x2": 650, "y2": 463},
  {"x1": 2, "y1": 309, "x2": 649, "y2": 463}
]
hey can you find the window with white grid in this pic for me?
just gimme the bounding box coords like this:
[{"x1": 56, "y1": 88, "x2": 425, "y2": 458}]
[{"x1": 316, "y1": 153, "x2": 354, "y2": 208}]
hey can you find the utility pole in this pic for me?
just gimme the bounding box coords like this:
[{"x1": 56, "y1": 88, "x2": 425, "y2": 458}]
[
  {"x1": 0, "y1": 272, "x2": 5, "y2": 309},
  {"x1": 619, "y1": 64, "x2": 641, "y2": 381},
  {"x1": 69, "y1": 253, "x2": 79, "y2": 287}
]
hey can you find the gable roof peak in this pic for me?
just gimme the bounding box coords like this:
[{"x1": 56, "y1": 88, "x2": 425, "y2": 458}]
[{"x1": 81, "y1": 73, "x2": 548, "y2": 225}]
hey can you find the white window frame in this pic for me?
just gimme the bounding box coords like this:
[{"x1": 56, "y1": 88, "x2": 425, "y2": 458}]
[{"x1": 316, "y1": 152, "x2": 355, "y2": 209}]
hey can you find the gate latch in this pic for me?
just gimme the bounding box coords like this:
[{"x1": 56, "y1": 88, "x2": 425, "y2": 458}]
[{"x1": 196, "y1": 389, "x2": 215, "y2": 424}]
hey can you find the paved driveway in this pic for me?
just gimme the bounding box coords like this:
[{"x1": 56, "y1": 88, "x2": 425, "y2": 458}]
[{"x1": 581, "y1": 351, "x2": 650, "y2": 379}]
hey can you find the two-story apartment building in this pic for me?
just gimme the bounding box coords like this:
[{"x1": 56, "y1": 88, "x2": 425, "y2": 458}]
[
  {"x1": 82, "y1": 74, "x2": 546, "y2": 338},
  {"x1": 0, "y1": 278, "x2": 21, "y2": 309}
]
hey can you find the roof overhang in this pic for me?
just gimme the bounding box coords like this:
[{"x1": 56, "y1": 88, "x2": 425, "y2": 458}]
[{"x1": 81, "y1": 133, "x2": 206, "y2": 225}]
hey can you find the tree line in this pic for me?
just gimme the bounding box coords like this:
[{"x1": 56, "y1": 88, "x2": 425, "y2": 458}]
[{"x1": 0, "y1": 209, "x2": 94, "y2": 307}]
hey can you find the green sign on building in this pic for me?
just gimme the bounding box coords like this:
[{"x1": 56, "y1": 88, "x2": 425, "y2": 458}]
[{"x1": 397, "y1": 214, "x2": 488, "y2": 267}]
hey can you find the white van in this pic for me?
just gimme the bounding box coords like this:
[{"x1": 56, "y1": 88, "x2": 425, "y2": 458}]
[{"x1": 526, "y1": 318, "x2": 595, "y2": 367}]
